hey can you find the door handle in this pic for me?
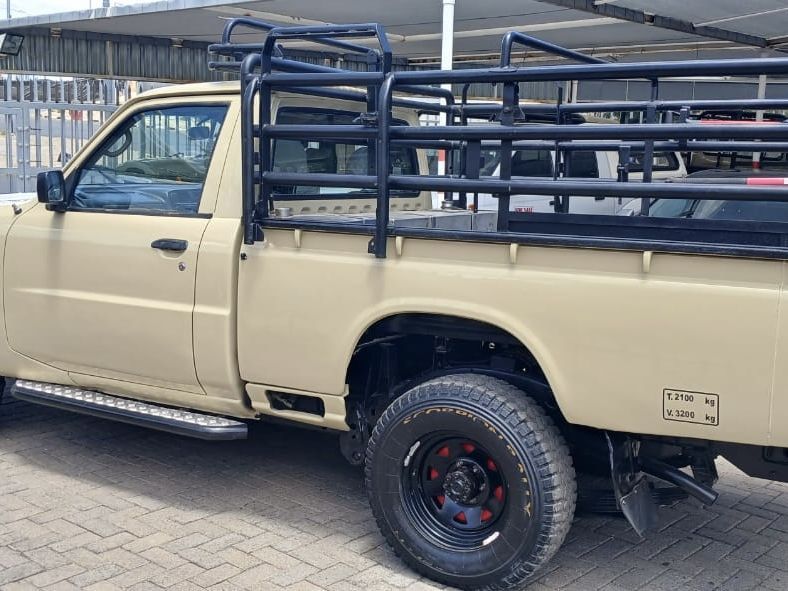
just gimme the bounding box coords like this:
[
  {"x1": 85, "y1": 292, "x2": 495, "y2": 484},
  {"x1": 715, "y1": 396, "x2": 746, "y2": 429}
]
[{"x1": 151, "y1": 238, "x2": 188, "y2": 252}]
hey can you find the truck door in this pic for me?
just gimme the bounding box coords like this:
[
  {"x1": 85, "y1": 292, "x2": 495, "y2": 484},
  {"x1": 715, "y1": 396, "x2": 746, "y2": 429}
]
[{"x1": 4, "y1": 100, "x2": 230, "y2": 394}]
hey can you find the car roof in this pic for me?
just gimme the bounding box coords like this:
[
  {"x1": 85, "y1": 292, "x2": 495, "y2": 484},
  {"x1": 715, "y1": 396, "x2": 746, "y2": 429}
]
[{"x1": 137, "y1": 81, "x2": 239, "y2": 100}]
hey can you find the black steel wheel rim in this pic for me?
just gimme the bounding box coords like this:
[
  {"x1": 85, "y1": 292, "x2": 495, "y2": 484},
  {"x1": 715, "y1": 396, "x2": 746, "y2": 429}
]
[{"x1": 401, "y1": 434, "x2": 510, "y2": 549}]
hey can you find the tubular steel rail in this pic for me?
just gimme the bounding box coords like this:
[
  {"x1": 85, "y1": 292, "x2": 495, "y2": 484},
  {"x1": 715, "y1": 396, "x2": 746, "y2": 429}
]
[{"x1": 209, "y1": 18, "x2": 788, "y2": 259}]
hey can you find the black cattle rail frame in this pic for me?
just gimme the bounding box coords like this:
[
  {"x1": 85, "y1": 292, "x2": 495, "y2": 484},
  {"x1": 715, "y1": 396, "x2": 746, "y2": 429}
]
[{"x1": 209, "y1": 19, "x2": 788, "y2": 260}]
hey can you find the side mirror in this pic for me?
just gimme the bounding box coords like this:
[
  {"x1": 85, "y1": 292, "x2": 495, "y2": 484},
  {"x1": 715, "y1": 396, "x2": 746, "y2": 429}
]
[{"x1": 37, "y1": 170, "x2": 66, "y2": 210}]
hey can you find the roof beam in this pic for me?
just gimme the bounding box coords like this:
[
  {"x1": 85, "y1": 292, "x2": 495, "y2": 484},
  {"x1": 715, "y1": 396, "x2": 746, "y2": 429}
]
[
  {"x1": 695, "y1": 7, "x2": 788, "y2": 28},
  {"x1": 541, "y1": 0, "x2": 768, "y2": 48},
  {"x1": 202, "y1": 6, "x2": 329, "y2": 27},
  {"x1": 400, "y1": 17, "x2": 621, "y2": 43},
  {"x1": 408, "y1": 39, "x2": 746, "y2": 65}
]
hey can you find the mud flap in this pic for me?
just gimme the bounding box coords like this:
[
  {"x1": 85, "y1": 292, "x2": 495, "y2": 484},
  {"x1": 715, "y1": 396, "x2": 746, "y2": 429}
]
[
  {"x1": 605, "y1": 432, "x2": 659, "y2": 536},
  {"x1": 617, "y1": 478, "x2": 659, "y2": 537}
]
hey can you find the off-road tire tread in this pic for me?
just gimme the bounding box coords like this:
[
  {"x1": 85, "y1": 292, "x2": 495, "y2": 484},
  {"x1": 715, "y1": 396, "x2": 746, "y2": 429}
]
[{"x1": 365, "y1": 373, "x2": 576, "y2": 590}]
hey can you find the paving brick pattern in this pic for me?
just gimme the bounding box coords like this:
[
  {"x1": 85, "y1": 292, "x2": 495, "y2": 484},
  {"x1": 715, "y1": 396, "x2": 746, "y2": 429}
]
[{"x1": 2, "y1": 393, "x2": 788, "y2": 591}]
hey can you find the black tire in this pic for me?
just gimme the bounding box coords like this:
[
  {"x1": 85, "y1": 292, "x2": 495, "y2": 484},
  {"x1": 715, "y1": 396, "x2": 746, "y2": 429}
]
[{"x1": 365, "y1": 374, "x2": 576, "y2": 590}]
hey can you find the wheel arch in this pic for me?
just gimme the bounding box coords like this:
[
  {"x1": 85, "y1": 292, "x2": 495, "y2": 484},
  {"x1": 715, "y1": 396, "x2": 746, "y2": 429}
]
[{"x1": 344, "y1": 306, "x2": 570, "y2": 420}]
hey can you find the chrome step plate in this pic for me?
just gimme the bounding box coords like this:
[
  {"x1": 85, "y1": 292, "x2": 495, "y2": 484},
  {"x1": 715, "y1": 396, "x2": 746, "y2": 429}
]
[{"x1": 12, "y1": 380, "x2": 247, "y2": 440}]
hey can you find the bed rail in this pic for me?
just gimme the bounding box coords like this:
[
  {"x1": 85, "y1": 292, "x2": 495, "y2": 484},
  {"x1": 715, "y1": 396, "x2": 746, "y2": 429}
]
[{"x1": 209, "y1": 18, "x2": 788, "y2": 258}]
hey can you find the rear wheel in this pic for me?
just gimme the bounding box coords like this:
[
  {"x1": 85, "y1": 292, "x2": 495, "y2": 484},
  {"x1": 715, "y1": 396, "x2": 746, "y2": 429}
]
[{"x1": 365, "y1": 374, "x2": 576, "y2": 590}]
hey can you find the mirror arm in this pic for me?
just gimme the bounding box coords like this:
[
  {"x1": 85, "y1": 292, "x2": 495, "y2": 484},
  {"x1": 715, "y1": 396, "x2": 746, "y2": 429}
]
[{"x1": 45, "y1": 202, "x2": 67, "y2": 213}]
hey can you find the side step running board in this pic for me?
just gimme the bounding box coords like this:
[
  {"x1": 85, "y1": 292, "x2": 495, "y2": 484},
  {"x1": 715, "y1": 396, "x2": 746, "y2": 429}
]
[{"x1": 11, "y1": 380, "x2": 247, "y2": 441}]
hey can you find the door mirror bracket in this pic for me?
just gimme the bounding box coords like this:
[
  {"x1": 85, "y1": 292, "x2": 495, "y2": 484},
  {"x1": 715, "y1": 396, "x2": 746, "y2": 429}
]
[{"x1": 36, "y1": 170, "x2": 67, "y2": 212}]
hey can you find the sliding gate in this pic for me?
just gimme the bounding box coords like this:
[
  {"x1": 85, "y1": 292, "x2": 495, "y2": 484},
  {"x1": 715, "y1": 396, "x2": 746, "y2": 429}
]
[{"x1": 0, "y1": 76, "x2": 126, "y2": 194}]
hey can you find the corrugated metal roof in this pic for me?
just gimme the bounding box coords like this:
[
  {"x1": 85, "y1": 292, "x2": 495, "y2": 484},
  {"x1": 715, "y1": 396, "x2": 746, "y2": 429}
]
[
  {"x1": 2, "y1": 0, "x2": 784, "y2": 65},
  {"x1": 599, "y1": 0, "x2": 788, "y2": 43}
]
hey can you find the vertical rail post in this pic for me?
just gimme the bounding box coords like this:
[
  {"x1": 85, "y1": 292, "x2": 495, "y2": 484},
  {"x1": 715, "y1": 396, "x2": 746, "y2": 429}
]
[
  {"x1": 497, "y1": 80, "x2": 517, "y2": 230},
  {"x1": 639, "y1": 78, "x2": 658, "y2": 216},
  {"x1": 465, "y1": 139, "x2": 481, "y2": 211},
  {"x1": 551, "y1": 87, "x2": 562, "y2": 213},
  {"x1": 617, "y1": 145, "x2": 631, "y2": 193},
  {"x1": 366, "y1": 79, "x2": 377, "y2": 179},
  {"x1": 373, "y1": 75, "x2": 395, "y2": 258},
  {"x1": 753, "y1": 53, "x2": 768, "y2": 170},
  {"x1": 457, "y1": 83, "x2": 472, "y2": 209},
  {"x1": 240, "y1": 52, "x2": 262, "y2": 245},
  {"x1": 561, "y1": 83, "x2": 573, "y2": 213},
  {"x1": 259, "y1": 40, "x2": 278, "y2": 231},
  {"x1": 258, "y1": 76, "x2": 271, "y2": 226},
  {"x1": 365, "y1": 46, "x2": 382, "y2": 182},
  {"x1": 242, "y1": 78, "x2": 261, "y2": 244}
]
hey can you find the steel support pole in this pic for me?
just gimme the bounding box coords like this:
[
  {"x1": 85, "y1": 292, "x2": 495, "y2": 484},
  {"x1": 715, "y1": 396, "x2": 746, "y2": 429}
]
[
  {"x1": 438, "y1": 0, "x2": 455, "y2": 206},
  {"x1": 440, "y1": 0, "x2": 455, "y2": 94}
]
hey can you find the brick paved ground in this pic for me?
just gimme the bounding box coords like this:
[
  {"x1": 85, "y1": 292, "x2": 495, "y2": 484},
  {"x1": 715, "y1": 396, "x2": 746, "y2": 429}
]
[{"x1": 2, "y1": 394, "x2": 788, "y2": 591}]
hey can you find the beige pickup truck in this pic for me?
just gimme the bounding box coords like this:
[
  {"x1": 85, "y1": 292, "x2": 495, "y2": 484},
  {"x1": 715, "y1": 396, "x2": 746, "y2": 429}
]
[{"x1": 10, "y1": 19, "x2": 788, "y2": 590}]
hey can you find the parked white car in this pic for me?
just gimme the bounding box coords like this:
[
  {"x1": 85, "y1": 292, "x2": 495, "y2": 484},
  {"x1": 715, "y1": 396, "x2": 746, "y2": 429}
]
[{"x1": 473, "y1": 145, "x2": 686, "y2": 215}]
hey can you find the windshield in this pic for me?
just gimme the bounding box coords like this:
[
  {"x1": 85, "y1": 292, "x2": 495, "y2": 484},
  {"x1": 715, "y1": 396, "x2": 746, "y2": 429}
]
[
  {"x1": 648, "y1": 198, "x2": 696, "y2": 218},
  {"x1": 691, "y1": 200, "x2": 788, "y2": 222},
  {"x1": 646, "y1": 198, "x2": 788, "y2": 223}
]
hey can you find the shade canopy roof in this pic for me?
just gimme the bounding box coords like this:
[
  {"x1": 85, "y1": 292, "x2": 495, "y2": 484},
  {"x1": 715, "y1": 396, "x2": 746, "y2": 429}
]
[{"x1": 3, "y1": 0, "x2": 787, "y2": 65}]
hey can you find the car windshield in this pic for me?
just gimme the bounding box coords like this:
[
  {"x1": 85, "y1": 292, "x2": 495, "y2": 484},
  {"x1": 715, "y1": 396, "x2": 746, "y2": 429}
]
[
  {"x1": 690, "y1": 200, "x2": 788, "y2": 222},
  {"x1": 648, "y1": 198, "x2": 696, "y2": 218},
  {"x1": 646, "y1": 198, "x2": 788, "y2": 223}
]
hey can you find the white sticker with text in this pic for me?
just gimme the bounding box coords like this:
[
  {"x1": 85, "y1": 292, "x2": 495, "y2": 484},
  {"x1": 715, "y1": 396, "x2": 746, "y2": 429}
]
[{"x1": 663, "y1": 389, "x2": 719, "y2": 426}]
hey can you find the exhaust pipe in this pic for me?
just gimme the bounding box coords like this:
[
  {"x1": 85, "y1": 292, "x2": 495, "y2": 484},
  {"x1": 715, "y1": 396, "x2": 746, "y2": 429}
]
[{"x1": 640, "y1": 456, "x2": 719, "y2": 506}]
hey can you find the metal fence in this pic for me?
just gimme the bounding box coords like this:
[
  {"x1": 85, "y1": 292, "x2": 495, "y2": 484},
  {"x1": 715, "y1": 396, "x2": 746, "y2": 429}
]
[{"x1": 0, "y1": 75, "x2": 129, "y2": 194}]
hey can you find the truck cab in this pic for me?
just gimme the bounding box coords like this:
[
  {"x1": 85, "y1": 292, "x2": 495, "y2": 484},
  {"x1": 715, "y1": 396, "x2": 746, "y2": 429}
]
[{"x1": 1, "y1": 84, "x2": 430, "y2": 417}]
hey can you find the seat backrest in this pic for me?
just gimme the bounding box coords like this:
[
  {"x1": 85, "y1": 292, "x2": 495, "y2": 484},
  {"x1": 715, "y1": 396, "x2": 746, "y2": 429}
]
[
  {"x1": 306, "y1": 145, "x2": 337, "y2": 173},
  {"x1": 347, "y1": 147, "x2": 369, "y2": 175},
  {"x1": 273, "y1": 140, "x2": 308, "y2": 173},
  {"x1": 512, "y1": 149, "x2": 553, "y2": 177}
]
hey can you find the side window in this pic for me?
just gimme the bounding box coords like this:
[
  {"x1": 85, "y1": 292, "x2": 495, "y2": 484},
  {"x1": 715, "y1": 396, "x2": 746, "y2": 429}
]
[
  {"x1": 480, "y1": 149, "x2": 502, "y2": 176},
  {"x1": 72, "y1": 104, "x2": 228, "y2": 215},
  {"x1": 511, "y1": 149, "x2": 553, "y2": 177},
  {"x1": 470, "y1": 149, "x2": 556, "y2": 177},
  {"x1": 272, "y1": 108, "x2": 419, "y2": 197}
]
